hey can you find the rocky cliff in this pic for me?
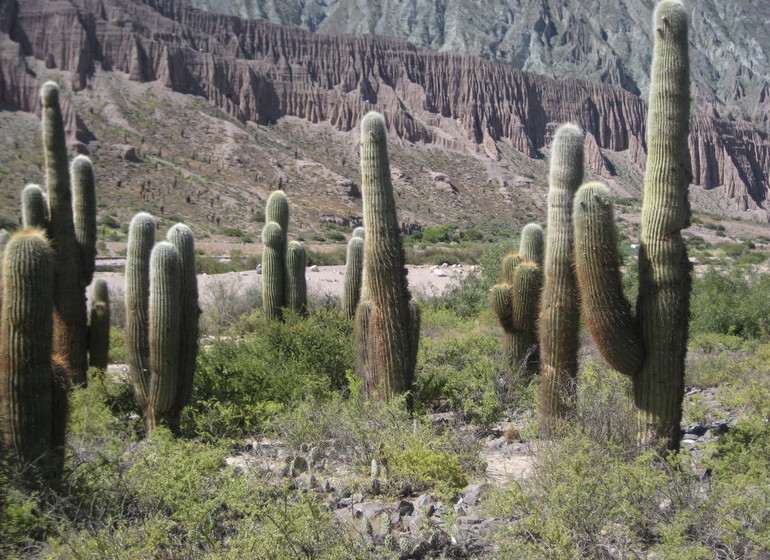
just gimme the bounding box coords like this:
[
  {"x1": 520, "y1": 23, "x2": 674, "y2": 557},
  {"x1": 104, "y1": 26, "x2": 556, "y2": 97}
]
[{"x1": 1, "y1": 0, "x2": 769, "y2": 217}]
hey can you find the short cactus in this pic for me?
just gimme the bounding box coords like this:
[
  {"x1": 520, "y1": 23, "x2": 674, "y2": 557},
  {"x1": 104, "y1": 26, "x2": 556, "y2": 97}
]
[
  {"x1": 88, "y1": 278, "x2": 111, "y2": 370},
  {"x1": 538, "y1": 123, "x2": 585, "y2": 434},
  {"x1": 285, "y1": 240, "x2": 307, "y2": 315},
  {"x1": 355, "y1": 112, "x2": 420, "y2": 400},
  {"x1": 0, "y1": 230, "x2": 56, "y2": 472},
  {"x1": 21, "y1": 184, "x2": 49, "y2": 228},
  {"x1": 572, "y1": 0, "x2": 691, "y2": 451},
  {"x1": 342, "y1": 234, "x2": 364, "y2": 319}
]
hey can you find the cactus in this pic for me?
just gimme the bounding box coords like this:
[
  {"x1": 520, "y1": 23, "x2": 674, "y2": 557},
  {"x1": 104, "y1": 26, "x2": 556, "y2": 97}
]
[
  {"x1": 21, "y1": 184, "x2": 49, "y2": 228},
  {"x1": 71, "y1": 155, "x2": 97, "y2": 286},
  {"x1": 352, "y1": 226, "x2": 365, "y2": 239},
  {"x1": 146, "y1": 242, "x2": 182, "y2": 432},
  {"x1": 262, "y1": 221, "x2": 285, "y2": 321},
  {"x1": 285, "y1": 240, "x2": 307, "y2": 315},
  {"x1": 342, "y1": 235, "x2": 364, "y2": 319},
  {"x1": 0, "y1": 229, "x2": 9, "y2": 309},
  {"x1": 167, "y1": 223, "x2": 199, "y2": 422},
  {"x1": 125, "y1": 212, "x2": 156, "y2": 405},
  {"x1": 0, "y1": 230, "x2": 56, "y2": 471},
  {"x1": 40, "y1": 81, "x2": 92, "y2": 384},
  {"x1": 265, "y1": 190, "x2": 289, "y2": 244},
  {"x1": 538, "y1": 123, "x2": 585, "y2": 434},
  {"x1": 355, "y1": 112, "x2": 420, "y2": 400},
  {"x1": 572, "y1": 0, "x2": 691, "y2": 451},
  {"x1": 88, "y1": 278, "x2": 111, "y2": 370},
  {"x1": 491, "y1": 225, "x2": 544, "y2": 381},
  {"x1": 125, "y1": 215, "x2": 199, "y2": 434}
]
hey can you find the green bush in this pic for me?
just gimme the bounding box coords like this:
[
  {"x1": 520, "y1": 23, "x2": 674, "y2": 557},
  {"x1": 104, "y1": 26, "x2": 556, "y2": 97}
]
[{"x1": 420, "y1": 225, "x2": 451, "y2": 244}]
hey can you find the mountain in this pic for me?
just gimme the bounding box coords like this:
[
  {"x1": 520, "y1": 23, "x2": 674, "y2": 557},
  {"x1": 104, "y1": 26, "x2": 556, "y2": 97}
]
[
  {"x1": 0, "y1": 0, "x2": 769, "y2": 245},
  {"x1": 187, "y1": 0, "x2": 770, "y2": 123}
]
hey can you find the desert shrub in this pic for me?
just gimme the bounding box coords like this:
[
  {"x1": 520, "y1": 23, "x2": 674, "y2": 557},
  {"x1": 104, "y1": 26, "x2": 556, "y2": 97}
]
[
  {"x1": 184, "y1": 309, "x2": 354, "y2": 439},
  {"x1": 305, "y1": 246, "x2": 346, "y2": 266},
  {"x1": 420, "y1": 225, "x2": 451, "y2": 244},
  {"x1": 199, "y1": 275, "x2": 261, "y2": 334}
]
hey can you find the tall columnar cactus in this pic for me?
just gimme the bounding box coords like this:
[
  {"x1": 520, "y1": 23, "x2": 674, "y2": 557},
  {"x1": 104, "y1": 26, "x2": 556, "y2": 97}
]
[
  {"x1": 88, "y1": 278, "x2": 111, "y2": 370},
  {"x1": 0, "y1": 229, "x2": 9, "y2": 309},
  {"x1": 21, "y1": 184, "x2": 49, "y2": 228},
  {"x1": 262, "y1": 221, "x2": 285, "y2": 321},
  {"x1": 490, "y1": 224, "x2": 544, "y2": 381},
  {"x1": 125, "y1": 214, "x2": 199, "y2": 434},
  {"x1": 538, "y1": 123, "x2": 585, "y2": 434},
  {"x1": 0, "y1": 230, "x2": 56, "y2": 471},
  {"x1": 125, "y1": 212, "x2": 156, "y2": 406},
  {"x1": 266, "y1": 190, "x2": 289, "y2": 245},
  {"x1": 572, "y1": 0, "x2": 691, "y2": 451},
  {"x1": 343, "y1": 234, "x2": 364, "y2": 319},
  {"x1": 71, "y1": 155, "x2": 97, "y2": 286},
  {"x1": 167, "y1": 223, "x2": 199, "y2": 423},
  {"x1": 285, "y1": 240, "x2": 308, "y2": 315},
  {"x1": 355, "y1": 112, "x2": 420, "y2": 400},
  {"x1": 146, "y1": 242, "x2": 182, "y2": 432},
  {"x1": 41, "y1": 81, "x2": 93, "y2": 384}
]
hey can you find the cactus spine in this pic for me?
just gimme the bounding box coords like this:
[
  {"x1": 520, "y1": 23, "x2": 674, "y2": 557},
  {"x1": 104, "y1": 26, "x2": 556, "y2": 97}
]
[
  {"x1": 88, "y1": 279, "x2": 111, "y2": 370},
  {"x1": 125, "y1": 215, "x2": 199, "y2": 434},
  {"x1": 0, "y1": 230, "x2": 56, "y2": 471},
  {"x1": 285, "y1": 240, "x2": 307, "y2": 315},
  {"x1": 262, "y1": 222, "x2": 285, "y2": 321},
  {"x1": 491, "y1": 224, "x2": 544, "y2": 381},
  {"x1": 40, "y1": 81, "x2": 94, "y2": 384},
  {"x1": 343, "y1": 233, "x2": 364, "y2": 319},
  {"x1": 355, "y1": 112, "x2": 420, "y2": 400},
  {"x1": 538, "y1": 123, "x2": 585, "y2": 434},
  {"x1": 572, "y1": 0, "x2": 691, "y2": 451}
]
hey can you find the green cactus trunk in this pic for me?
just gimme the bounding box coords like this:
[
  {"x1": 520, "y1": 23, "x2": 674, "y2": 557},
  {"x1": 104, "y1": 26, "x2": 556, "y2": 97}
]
[
  {"x1": 538, "y1": 123, "x2": 585, "y2": 435},
  {"x1": 262, "y1": 222, "x2": 285, "y2": 321},
  {"x1": 0, "y1": 230, "x2": 55, "y2": 472},
  {"x1": 71, "y1": 155, "x2": 97, "y2": 286},
  {"x1": 88, "y1": 278, "x2": 111, "y2": 370},
  {"x1": 125, "y1": 212, "x2": 156, "y2": 406},
  {"x1": 41, "y1": 81, "x2": 89, "y2": 384},
  {"x1": 21, "y1": 184, "x2": 49, "y2": 228},
  {"x1": 343, "y1": 236, "x2": 364, "y2": 319},
  {"x1": 146, "y1": 242, "x2": 182, "y2": 432},
  {"x1": 285, "y1": 240, "x2": 307, "y2": 315},
  {"x1": 0, "y1": 230, "x2": 8, "y2": 311},
  {"x1": 167, "y1": 224, "x2": 199, "y2": 425},
  {"x1": 572, "y1": 0, "x2": 691, "y2": 451},
  {"x1": 355, "y1": 112, "x2": 420, "y2": 400},
  {"x1": 519, "y1": 223, "x2": 544, "y2": 265}
]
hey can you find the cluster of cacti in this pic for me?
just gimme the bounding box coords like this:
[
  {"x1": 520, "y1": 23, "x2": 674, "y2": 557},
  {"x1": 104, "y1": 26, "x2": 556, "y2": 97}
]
[
  {"x1": 125, "y1": 213, "x2": 199, "y2": 433},
  {"x1": 31, "y1": 81, "x2": 97, "y2": 385},
  {"x1": 570, "y1": 0, "x2": 692, "y2": 451},
  {"x1": 0, "y1": 229, "x2": 65, "y2": 476},
  {"x1": 490, "y1": 224, "x2": 544, "y2": 381},
  {"x1": 261, "y1": 190, "x2": 308, "y2": 318},
  {"x1": 355, "y1": 112, "x2": 420, "y2": 401},
  {"x1": 538, "y1": 123, "x2": 585, "y2": 435},
  {"x1": 342, "y1": 227, "x2": 365, "y2": 319}
]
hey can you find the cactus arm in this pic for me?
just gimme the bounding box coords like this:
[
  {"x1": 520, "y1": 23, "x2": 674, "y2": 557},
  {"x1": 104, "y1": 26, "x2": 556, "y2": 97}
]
[
  {"x1": 285, "y1": 240, "x2": 307, "y2": 315},
  {"x1": 519, "y1": 224, "x2": 544, "y2": 266},
  {"x1": 166, "y1": 223, "x2": 199, "y2": 420},
  {"x1": 125, "y1": 212, "x2": 155, "y2": 406},
  {"x1": 499, "y1": 253, "x2": 522, "y2": 285},
  {"x1": 41, "y1": 81, "x2": 89, "y2": 382},
  {"x1": 355, "y1": 300, "x2": 373, "y2": 394},
  {"x1": 21, "y1": 184, "x2": 49, "y2": 229},
  {"x1": 538, "y1": 123, "x2": 585, "y2": 432},
  {"x1": 342, "y1": 236, "x2": 364, "y2": 319},
  {"x1": 71, "y1": 155, "x2": 97, "y2": 286},
  {"x1": 262, "y1": 222, "x2": 285, "y2": 320},
  {"x1": 573, "y1": 183, "x2": 643, "y2": 376},
  {"x1": 635, "y1": 0, "x2": 692, "y2": 449},
  {"x1": 146, "y1": 242, "x2": 181, "y2": 432},
  {"x1": 490, "y1": 283, "x2": 514, "y2": 333},
  {"x1": 0, "y1": 230, "x2": 54, "y2": 468},
  {"x1": 265, "y1": 190, "x2": 289, "y2": 240},
  {"x1": 510, "y1": 262, "x2": 542, "y2": 379},
  {"x1": 352, "y1": 227, "x2": 365, "y2": 239},
  {"x1": 0, "y1": 230, "x2": 8, "y2": 310},
  {"x1": 88, "y1": 278, "x2": 111, "y2": 370},
  {"x1": 357, "y1": 111, "x2": 414, "y2": 399}
]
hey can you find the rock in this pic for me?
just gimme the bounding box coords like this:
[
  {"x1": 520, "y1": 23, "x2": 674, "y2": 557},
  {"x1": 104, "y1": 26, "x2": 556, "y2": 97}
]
[
  {"x1": 309, "y1": 265, "x2": 320, "y2": 272},
  {"x1": 461, "y1": 483, "x2": 489, "y2": 506},
  {"x1": 397, "y1": 500, "x2": 415, "y2": 517}
]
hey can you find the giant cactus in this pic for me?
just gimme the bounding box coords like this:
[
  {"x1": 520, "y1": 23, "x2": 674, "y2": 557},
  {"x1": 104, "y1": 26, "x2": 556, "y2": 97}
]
[
  {"x1": 538, "y1": 123, "x2": 585, "y2": 435},
  {"x1": 40, "y1": 81, "x2": 95, "y2": 384},
  {"x1": 88, "y1": 278, "x2": 111, "y2": 370},
  {"x1": 491, "y1": 224, "x2": 544, "y2": 381},
  {"x1": 262, "y1": 221, "x2": 285, "y2": 321},
  {"x1": 572, "y1": 0, "x2": 691, "y2": 451},
  {"x1": 125, "y1": 214, "x2": 199, "y2": 434},
  {"x1": 285, "y1": 240, "x2": 308, "y2": 315},
  {"x1": 0, "y1": 230, "x2": 56, "y2": 471},
  {"x1": 343, "y1": 233, "x2": 364, "y2": 319},
  {"x1": 355, "y1": 112, "x2": 420, "y2": 400}
]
